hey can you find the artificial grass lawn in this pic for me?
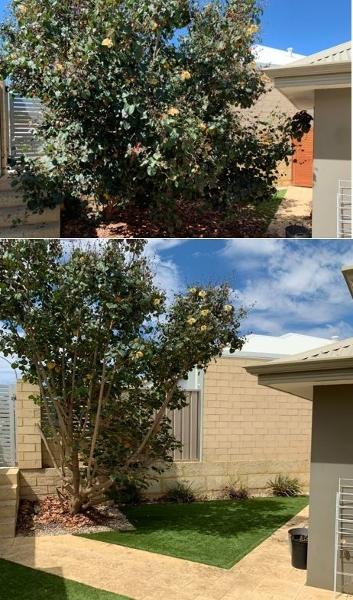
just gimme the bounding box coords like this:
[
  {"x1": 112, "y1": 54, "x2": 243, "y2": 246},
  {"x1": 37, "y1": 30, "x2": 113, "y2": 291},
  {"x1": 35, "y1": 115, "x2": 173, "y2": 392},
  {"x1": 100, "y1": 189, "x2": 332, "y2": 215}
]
[
  {"x1": 80, "y1": 496, "x2": 308, "y2": 569},
  {"x1": 0, "y1": 559, "x2": 132, "y2": 600}
]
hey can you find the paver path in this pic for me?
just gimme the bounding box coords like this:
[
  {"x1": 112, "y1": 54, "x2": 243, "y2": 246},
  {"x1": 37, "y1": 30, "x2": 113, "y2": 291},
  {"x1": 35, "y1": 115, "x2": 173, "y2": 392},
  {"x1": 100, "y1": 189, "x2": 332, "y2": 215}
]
[
  {"x1": 0, "y1": 174, "x2": 60, "y2": 238},
  {"x1": 0, "y1": 507, "x2": 350, "y2": 600},
  {"x1": 267, "y1": 186, "x2": 312, "y2": 238}
]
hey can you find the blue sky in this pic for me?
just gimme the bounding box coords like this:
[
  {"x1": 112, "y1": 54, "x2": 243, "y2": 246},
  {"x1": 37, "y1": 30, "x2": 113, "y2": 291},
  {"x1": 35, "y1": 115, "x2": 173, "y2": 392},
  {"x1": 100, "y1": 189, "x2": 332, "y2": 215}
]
[
  {"x1": 145, "y1": 239, "x2": 353, "y2": 340},
  {"x1": 2, "y1": 238, "x2": 353, "y2": 383},
  {"x1": 260, "y1": 0, "x2": 351, "y2": 54},
  {"x1": 0, "y1": 1, "x2": 350, "y2": 55}
]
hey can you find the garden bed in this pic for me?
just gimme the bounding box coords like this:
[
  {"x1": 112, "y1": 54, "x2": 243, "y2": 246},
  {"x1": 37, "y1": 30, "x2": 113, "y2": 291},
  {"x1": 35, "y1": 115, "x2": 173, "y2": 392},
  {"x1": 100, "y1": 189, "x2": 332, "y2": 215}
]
[
  {"x1": 16, "y1": 496, "x2": 134, "y2": 537},
  {"x1": 62, "y1": 192, "x2": 286, "y2": 239}
]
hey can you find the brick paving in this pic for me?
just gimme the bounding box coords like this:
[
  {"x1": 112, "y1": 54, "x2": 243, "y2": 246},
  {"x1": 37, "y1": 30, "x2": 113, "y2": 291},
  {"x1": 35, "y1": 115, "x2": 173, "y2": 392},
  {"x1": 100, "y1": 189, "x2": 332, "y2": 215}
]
[{"x1": 0, "y1": 507, "x2": 351, "y2": 600}]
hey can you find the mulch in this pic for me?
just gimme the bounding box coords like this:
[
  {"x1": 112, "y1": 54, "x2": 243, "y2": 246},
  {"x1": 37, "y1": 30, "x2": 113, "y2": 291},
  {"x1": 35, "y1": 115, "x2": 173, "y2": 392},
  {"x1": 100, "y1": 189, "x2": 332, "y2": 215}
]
[
  {"x1": 16, "y1": 496, "x2": 134, "y2": 537},
  {"x1": 61, "y1": 199, "x2": 272, "y2": 239}
]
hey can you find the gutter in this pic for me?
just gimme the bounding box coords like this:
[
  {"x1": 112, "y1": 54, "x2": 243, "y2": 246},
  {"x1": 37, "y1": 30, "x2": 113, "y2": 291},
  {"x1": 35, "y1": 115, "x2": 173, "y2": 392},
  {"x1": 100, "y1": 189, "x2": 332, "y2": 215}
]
[
  {"x1": 246, "y1": 356, "x2": 353, "y2": 376},
  {"x1": 264, "y1": 61, "x2": 351, "y2": 80}
]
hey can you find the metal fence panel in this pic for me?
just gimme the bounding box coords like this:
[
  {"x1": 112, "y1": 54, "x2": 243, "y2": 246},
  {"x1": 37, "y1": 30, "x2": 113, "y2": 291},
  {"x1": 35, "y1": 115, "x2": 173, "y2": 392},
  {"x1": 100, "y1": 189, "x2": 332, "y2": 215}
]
[
  {"x1": 168, "y1": 391, "x2": 201, "y2": 461},
  {"x1": 9, "y1": 93, "x2": 43, "y2": 160},
  {"x1": 0, "y1": 384, "x2": 16, "y2": 467}
]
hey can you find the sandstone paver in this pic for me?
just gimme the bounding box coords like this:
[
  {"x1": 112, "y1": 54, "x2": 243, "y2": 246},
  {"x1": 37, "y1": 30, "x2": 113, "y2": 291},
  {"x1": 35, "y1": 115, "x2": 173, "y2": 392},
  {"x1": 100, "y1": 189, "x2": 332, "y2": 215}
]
[
  {"x1": 267, "y1": 186, "x2": 312, "y2": 237},
  {"x1": 1, "y1": 506, "x2": 351, "y2": 600}
]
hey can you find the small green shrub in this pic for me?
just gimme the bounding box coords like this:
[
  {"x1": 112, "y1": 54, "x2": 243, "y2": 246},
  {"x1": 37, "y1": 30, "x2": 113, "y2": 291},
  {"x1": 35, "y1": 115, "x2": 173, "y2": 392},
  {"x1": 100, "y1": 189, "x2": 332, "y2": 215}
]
[
  {"x1": 164, "y1": 481, "x2": 196, "y2": 504},
  {"x1": 221, "y1": 478, "x2": 250, "y2": 500},
  {"x1": 222, "y1": 483, "x2": 250, "y2": 500},
  {"x1": 267, "y1": 474, "x2": 303, "y2": 497}
]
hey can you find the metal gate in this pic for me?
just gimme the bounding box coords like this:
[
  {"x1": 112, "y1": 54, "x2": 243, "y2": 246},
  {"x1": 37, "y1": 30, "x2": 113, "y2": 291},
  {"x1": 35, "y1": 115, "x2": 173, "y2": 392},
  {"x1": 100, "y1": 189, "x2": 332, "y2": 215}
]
[
  {"x1": 9, "y1": 93, "x2": 43, "y2": 161},
  {"x1": 0, "y1": 384, "x2": 16, "y2": 467}
]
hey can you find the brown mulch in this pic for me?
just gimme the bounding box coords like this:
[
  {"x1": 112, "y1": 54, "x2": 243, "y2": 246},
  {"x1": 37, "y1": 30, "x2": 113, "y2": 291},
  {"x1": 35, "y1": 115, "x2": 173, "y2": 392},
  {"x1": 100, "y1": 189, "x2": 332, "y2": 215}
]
[
  {"x1": 17, "y1": 496, "x2": 134, "y2": 537},
  {"x1": 61, "y1": 199, "x2": 272, "y2": 239}
]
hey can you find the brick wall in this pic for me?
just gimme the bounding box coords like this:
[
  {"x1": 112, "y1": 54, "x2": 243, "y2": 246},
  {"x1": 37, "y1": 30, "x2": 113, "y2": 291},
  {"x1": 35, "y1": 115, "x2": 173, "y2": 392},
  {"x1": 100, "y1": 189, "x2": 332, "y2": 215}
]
[
  {"x1": 151, "y1": 357, "x2": 312, "y2": 496},
  {"x1": 16, "y1": 358, "x2": 313, "y2": 500}
]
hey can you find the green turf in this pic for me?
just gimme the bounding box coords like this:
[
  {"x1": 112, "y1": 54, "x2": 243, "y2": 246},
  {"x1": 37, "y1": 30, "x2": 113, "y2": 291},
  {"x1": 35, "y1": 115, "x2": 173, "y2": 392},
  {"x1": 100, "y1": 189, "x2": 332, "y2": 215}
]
[
  {"x1": 254, "y1": 189, "x2": 287, "y2": 232},
  {"x1": 0, "y1": 558, "x2": 132, "y2": 600},
  {"x1": 80, "y1": 496, "x2": 308, "y2": 569}
]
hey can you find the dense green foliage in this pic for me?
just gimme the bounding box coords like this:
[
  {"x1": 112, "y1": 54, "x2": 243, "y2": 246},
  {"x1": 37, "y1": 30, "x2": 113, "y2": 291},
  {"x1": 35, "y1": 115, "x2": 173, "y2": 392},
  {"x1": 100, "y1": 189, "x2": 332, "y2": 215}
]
[
  {"x1": 0, "y1": 240, "x2": 244, "y2": 512},
  {"x1": 1, "y1": 0, "x2": 311, "y2": 221},
  {"x1": 81, "y1": 497, "x2": 309, "y2": 568},
  {"x1": 0, "y1": 559, "x2": 132, "y2": 600},
  {"x1": 267, "y1": 474, "x2": 303, "y2": 497}
]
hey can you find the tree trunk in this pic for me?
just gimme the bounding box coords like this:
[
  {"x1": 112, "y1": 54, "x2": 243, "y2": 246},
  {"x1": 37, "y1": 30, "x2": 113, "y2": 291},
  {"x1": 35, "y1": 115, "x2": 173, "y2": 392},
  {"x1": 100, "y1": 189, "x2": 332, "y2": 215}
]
[{"x1": 69, "y1": 450, "x2": 82, "y2": 515}]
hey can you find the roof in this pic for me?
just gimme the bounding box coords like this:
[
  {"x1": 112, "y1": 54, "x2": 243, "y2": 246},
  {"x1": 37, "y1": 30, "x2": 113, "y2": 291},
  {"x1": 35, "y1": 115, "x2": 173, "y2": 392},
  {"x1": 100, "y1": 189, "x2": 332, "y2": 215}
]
[
  {"x1": 268, "y1": 337, "x2": 353, "y2": 365},
  {"x1": 253, "y1": 45, "x2": 304, "y2": 67},
  {"x1": 286, "y1": 41, "x2": 351, "y2": 68},
  {"x1": 223, "y1": 333, "x2": 331, "y2": 360},
  {"x1": 245, "y1": 336, "x2": 353, "y2": 401},
  {"x1": 263, "y1": 41, "x2": 351, "y2": 109}
]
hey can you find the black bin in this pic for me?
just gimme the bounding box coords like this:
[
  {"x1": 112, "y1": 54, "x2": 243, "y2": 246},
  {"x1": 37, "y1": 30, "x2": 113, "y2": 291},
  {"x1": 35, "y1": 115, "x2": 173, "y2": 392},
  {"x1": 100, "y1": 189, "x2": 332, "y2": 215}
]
[{"x1": 288, "y1": 527, "x2": 308, "y2": 569}]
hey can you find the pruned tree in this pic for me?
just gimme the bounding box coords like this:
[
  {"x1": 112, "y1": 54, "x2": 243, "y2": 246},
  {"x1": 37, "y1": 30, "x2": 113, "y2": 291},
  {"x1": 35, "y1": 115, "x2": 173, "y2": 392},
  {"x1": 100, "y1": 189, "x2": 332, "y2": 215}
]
[{"x1": 0, "y1": 240, "x2": 245, "y2": 513}]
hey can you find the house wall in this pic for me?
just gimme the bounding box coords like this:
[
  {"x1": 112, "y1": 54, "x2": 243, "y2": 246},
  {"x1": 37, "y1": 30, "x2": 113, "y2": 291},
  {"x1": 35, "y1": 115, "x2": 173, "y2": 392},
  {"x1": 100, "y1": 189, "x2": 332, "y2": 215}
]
[
  {"x1": 307, "y1": 384, "x2": 353, "y2": 593},
  {"x1": 149, "y1": 357, "x2": 312, "y2": 497},
  {"x1": 15, "y1": 361, "x2": 313, "y2": 500},
  {"x1": 312, "y1": 88, "x2": 352, "y2": 238}
]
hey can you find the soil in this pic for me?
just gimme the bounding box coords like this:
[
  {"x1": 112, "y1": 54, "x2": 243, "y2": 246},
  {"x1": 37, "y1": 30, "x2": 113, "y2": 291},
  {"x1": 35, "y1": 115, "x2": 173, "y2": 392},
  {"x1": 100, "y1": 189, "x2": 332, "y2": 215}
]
[
  {"x1": 16, "y1": 496, "x2": 135, "y2": 537},
  {"x1": 61, "y1": 199, "x2": 273, "y2": 239}
]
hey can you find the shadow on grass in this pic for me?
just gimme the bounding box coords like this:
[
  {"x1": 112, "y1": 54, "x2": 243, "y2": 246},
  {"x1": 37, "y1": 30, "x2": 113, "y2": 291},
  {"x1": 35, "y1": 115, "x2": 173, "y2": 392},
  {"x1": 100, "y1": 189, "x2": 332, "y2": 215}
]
[{"x1": 80, "y1": 496, "x2": 308, "y2": 569}]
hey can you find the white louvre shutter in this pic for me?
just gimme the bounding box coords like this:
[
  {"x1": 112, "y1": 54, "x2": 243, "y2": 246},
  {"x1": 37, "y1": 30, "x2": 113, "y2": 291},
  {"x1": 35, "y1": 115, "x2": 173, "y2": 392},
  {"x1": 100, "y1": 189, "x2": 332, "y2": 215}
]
[
  {"x1": 9, "y1": 93, "x2": 43, "y2": 160},
  {"x1": 337, "y1": 180, "x2": 352, "y2": 238},
  {"x1": 0, "y1": 385, "x2": 16, "y2": 466}
]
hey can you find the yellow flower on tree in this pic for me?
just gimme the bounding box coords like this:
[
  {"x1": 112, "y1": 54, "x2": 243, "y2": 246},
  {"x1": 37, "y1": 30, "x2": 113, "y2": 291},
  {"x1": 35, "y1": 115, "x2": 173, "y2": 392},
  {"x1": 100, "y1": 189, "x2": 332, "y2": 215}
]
[
  {"x1": 153, "y1": 298, "x2": 162, "y2": 306},
  {"x1": 133, "y1": 351, "x2": 144, "y2": 359},
  {"x1": 200, "y1": 309, "x2": 209, "y2": 317},
  {"x1": 223, "y1": 304, "x2": 233, "y2": 313},
  {"x1": 189, "y1": 287, "x2": 197, "y2": 294},
  {"x1": 198, "y1": 290, "x2": 207, "y2": 298},
  {"x1": 180, "y1": 70, "x2": 192, "y2": 81},
  {"x1": 102, "y1": 38, "x2": 114, "y2": 48},
  {"x1": 55, "y1": 63, "x2": 64, "y2": 73},
  {"x1": 47, "y1": 361, "x2": 56, "y2": 370},
  {"x1": 167, "y1": 107, "x2": 180, "y2": 117},
  {"x1": 247, "y1": 24, "x2": 259, "y2": 35},
  {"x1": 151, "y1": 21, "x2": 159, "y2": 31},
  {"x1": 200, "y1": 325, "x2": 208, "y2": 332},
  {"x1": 187, "y1": 317, "x2": 196, "y2": 325},
  {"x1": 17, "y1": 4, "x2": 27, "y2": 15},
  {"x1": 198, "y1": 122, "x2": 207, "y2": 131}
]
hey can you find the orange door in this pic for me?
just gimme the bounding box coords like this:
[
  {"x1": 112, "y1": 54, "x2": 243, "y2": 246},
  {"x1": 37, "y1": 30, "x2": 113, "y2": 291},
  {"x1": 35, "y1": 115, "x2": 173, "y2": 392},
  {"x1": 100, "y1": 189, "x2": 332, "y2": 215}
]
[{"x1": 292, "y1": 128, "x2": 314, "y2": 187}]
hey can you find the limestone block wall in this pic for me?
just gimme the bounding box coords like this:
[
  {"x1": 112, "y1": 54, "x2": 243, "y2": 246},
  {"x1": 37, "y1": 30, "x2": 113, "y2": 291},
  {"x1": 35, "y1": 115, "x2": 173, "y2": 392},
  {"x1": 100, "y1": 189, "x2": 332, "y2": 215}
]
[
  {"x1": 149, "y1": 357, "x2": 312, "y2": 497},
  {"x1": 16, "y1": 358, "x2": 313, "y2": 500}
]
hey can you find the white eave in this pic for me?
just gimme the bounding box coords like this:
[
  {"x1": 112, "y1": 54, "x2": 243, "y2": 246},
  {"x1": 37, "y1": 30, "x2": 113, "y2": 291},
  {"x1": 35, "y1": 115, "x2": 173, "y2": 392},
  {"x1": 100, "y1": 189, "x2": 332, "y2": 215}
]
[
  {"x1": 245, "y1": 337, "x2": 353, "y2": 400},
  {"x1": 263, "y1": 41, "x2": 352, "y2": 109}
]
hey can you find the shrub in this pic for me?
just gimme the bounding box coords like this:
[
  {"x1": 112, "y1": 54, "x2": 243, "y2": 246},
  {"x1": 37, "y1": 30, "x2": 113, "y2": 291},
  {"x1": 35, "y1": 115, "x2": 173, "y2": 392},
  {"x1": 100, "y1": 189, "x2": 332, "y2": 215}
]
[
  {"x1": 164, "y1": 481, "x2": 196, "y2": 504},
  {"x1": 1, "y1": 0, "x2": 312, "y2": 222},
  {"x1": 222, "y1": 481, "x2": 250, "y2": 500},
  {"x1": 109, "y1": 481, "x2": 145, "y2": 506},
  {"x1": 267, "y1": 474, "x2": 303, "y2": 497}
]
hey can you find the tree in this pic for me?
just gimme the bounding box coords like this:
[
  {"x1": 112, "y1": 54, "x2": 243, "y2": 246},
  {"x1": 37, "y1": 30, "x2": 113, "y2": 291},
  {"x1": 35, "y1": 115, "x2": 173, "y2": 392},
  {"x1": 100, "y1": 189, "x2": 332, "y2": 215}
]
[
  {"x1": 0, "y1": 0, "x2": 311, "y2": 222},
  {"x1": 0, "y1": 240, "x2": 245, "y2": 513}
]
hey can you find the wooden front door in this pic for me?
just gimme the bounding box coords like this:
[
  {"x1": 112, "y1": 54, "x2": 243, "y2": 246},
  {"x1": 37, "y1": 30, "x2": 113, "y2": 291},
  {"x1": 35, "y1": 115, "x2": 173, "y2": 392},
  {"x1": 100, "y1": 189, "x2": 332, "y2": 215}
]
[{"x1": 292, "y1": 127, "x2": 314, "y2": 188}]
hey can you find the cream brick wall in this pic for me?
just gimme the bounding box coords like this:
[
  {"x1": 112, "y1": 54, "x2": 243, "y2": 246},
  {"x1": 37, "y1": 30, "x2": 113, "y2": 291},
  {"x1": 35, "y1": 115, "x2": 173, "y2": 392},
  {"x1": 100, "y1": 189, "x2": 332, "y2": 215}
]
[
  {"x1": 16, "y1": 359, "x2": 313, "y2": 500},
  {"x1": 16, "y1": 381, "x2": 42, "y2": 470},
  {"x1": 150, "y1": 357, "x2": 312, "y2": 497}
]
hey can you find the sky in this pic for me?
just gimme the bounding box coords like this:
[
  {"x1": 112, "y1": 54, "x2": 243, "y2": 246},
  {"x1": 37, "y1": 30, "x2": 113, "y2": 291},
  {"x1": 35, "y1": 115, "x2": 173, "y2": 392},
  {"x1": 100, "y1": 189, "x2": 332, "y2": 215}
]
[
  {"x1": 1, "y1": 238, "x2": 353, "y2": 383},
  {"x1": 0, "y1": 0, "x2": 350, "y2": 56},
  {"x1": 144, "y1": 238, "x2": 353, "y2": 340}
]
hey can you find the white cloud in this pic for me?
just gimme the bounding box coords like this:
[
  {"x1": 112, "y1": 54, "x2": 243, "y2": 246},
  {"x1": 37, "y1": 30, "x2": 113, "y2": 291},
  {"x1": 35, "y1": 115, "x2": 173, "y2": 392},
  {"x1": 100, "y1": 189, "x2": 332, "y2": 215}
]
[
  {"x1": 145, "y1": 240, "x2": 186, "y2": 300},
  {"x1": 226, "y1": 240, "x2": 353, "y2": 339}
]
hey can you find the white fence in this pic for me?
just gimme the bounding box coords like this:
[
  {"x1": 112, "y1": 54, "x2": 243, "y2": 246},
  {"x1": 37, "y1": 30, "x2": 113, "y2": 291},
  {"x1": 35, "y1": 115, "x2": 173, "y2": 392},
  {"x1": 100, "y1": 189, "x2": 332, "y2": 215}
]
[
  {"x1": 8, "y1": 93, "x2": 43, "y2": 161},
  {"x1": 0, "y1": 384, "x2": 16, "y2": 467},
  {"x1": 337, "y1": 180, "x2": 352, "y2": 238}
]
